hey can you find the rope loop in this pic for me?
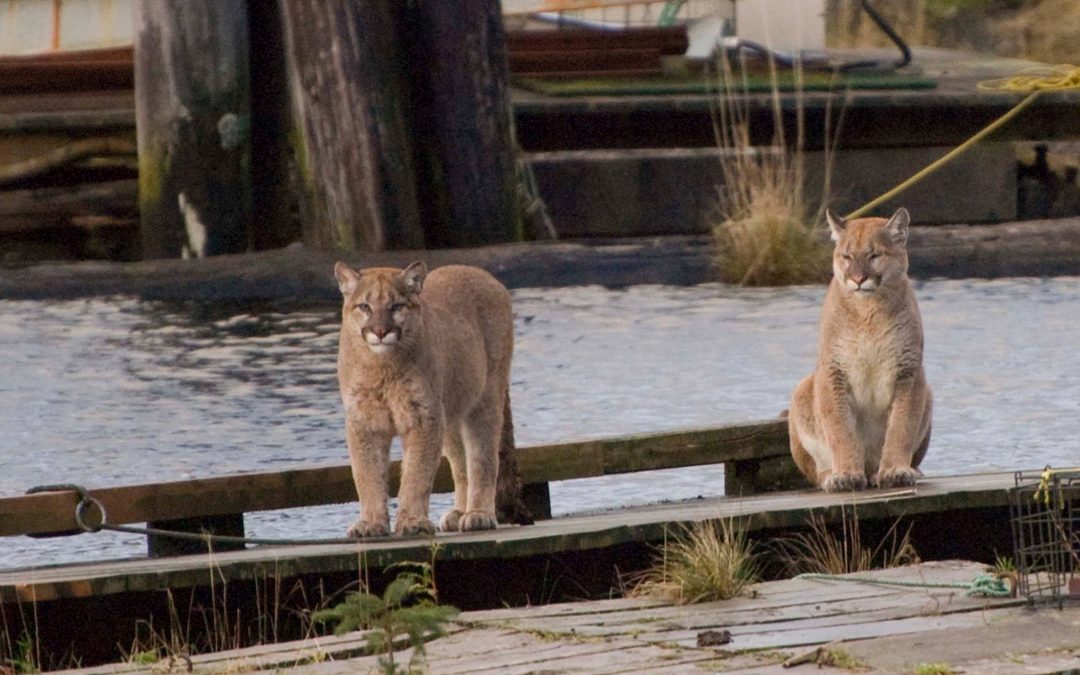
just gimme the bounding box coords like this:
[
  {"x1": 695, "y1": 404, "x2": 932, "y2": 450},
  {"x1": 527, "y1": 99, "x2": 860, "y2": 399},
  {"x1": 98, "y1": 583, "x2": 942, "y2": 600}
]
[
  {"x1": 26, "y1": 483, "x2": 89, "y2": 501},
  {"x1": 26, "y1": 483, "x2": 107, "y2": 533}
]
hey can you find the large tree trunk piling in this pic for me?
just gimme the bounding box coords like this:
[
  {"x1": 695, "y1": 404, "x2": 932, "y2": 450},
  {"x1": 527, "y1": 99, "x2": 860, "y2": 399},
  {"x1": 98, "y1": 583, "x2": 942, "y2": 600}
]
[
  {"x1": 398, "y1": 0, "x2": 524, "y2": 248},
  {"x1": 280, "y1": 0, "x2": 424, "y2": 253},
  {"x1": 134, "y1": 0, "x2": 252, "y2": 259}
]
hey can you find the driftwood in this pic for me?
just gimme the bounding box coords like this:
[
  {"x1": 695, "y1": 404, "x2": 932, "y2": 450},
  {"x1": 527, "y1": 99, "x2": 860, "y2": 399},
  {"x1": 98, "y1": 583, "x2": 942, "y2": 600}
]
[
  {"x1": 0, "y1": 138, "x2": 136, "y2": 188},
  {"x1": 0, "y1": 179, "x2": 137, "y2": 234}
]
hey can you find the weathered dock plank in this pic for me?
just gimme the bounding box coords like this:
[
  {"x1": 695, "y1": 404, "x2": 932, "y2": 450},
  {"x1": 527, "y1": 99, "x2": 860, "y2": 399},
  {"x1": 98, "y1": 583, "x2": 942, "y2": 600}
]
[
  {"x1": 0, "y1": 472, "x2": 1017, "y2": 602},
  {"x1": 58, "y1": 561, "x2": 1072, "y2": 675}
]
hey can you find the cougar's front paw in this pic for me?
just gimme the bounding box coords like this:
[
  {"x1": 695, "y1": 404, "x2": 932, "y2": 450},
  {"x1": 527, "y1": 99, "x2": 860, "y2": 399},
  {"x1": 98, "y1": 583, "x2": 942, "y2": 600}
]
[
  {"x1": 395, "y1": 515, "x2": 436, "y2": 537},
  {"x1": 438, "y1": 509, "x2": 464, "y2": 532},
  {"x1": 822, "y1": 471, "x2": 868, "y2": 493},
  {"x1": 347, "y1": 519, "x2": 389, "y2": 539},
  {"x1": 460, "y1": 510, "x2": 498, "y2": 532},
  {"x1": 877, "y1": 466, "x2": 918, "y2": 489}
]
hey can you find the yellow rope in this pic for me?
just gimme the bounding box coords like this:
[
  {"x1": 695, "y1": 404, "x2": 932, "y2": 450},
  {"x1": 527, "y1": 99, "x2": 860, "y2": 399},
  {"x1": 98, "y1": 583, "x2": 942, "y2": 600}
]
[
  {"x1": 844, "y1": 65, "x2": 1080, "y2": 220},
  {"x1": 1032, "y1": 465, "x2": 1080, "y2": 507}
]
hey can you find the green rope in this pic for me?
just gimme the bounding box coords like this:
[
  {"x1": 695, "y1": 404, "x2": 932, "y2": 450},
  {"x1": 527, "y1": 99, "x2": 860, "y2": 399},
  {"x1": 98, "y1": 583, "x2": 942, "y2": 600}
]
[{"x1": 795, "y1": 572, "x2": 1013, "y2": 598}]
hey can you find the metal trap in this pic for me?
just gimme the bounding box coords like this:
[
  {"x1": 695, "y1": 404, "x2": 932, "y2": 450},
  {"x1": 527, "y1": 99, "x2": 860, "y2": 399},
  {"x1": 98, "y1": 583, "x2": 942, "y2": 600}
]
[{"x1": 1009, "y1": 468, "x2": 1080, "y2": 608}]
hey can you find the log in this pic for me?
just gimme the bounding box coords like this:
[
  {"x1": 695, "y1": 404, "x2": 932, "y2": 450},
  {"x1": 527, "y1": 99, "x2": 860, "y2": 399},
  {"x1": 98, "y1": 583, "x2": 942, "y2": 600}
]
[
  {"x1": 133, "y1": 0, "x2": 252, "y2": 259},
  {"x1": 0, "y1": 138, "x2": 136, "y2": 188},
  {"x1": 0, "y1": 180, "x2": 137, "y2": 234},
  {"x1": 279, "y1": 0, "x2": 423, "y2": 252},
  {"x1": 397, "y1": 0, "x2": 524, "y2": 247}
]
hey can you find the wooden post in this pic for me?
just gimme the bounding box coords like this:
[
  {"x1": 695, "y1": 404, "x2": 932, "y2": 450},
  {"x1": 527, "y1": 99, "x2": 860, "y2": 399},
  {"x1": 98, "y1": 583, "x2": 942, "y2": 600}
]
[
  {"x1": 134, "y1": 0, "x2": 252, "y2": 259},
  {"x1": 279, "y1": 0, "x2": 423, "y2": 252},
  {"x1": 247, "y1": 0, "x2": 301, "y2": 251},
  {"x1": 397, "y1": 0, "x2": 524, "y2": 247}
]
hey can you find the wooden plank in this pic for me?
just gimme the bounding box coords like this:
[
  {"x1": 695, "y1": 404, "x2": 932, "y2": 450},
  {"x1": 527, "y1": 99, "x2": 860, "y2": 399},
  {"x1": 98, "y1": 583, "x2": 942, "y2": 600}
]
[
  {"x1": 48, "y1": 562, "x2": 1075, "y2": 675},
  {"x1": 0, "y1": 420, "x2": 787, "y2": 537},
  {"x1": 509, "y1": 48, "x2": 662, "y2": 76},
  {"x1": 505, "y1": 27, "x2": 689, "y2": 55},
  {"x1": 0, "y1": 475, "x2": 1019, "y2": 603},
  {"x1": 502, "y1": 0, "x2": 651, "y2": 15}
]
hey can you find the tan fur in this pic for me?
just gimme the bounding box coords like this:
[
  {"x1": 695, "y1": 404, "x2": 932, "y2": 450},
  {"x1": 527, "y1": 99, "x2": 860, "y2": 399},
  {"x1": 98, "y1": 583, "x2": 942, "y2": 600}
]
[
  {"x1": 788, "y1": 208, "x2": 933, "y2": 492},
  {"x1": 334, "y1": 261, "x2": 513, "y2": 537}
]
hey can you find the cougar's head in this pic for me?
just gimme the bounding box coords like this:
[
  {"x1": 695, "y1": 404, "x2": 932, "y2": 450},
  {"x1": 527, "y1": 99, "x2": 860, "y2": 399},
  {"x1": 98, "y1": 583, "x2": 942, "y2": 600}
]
[
  {"x1": 827, "y1": 208, "x2": 910, "y2": 296},
  {"x1": 334, "y1": 261, "x2": 426, "y2": 355}
]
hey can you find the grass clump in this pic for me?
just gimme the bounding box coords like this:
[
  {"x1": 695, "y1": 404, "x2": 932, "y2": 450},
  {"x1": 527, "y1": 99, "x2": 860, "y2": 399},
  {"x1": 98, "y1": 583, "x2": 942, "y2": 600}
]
[
  {"x1": 775, "y1": 509, "x2": 919, "y2": 576},
  {"x1": 631, "y1": 519, "x2": 760, "y2": 605},
  {"x1": 709, "y1": 50, "x2": 833, "y2": 287},
  {"x1": 913, "y1": 663, "x2": 956, "y2": 675},
  {"x1": 313, "y1": 562, "x2": 458, "y2": 675},
  {"x1": 711, "y1": 146, "x2": 831, "y2": 287}
]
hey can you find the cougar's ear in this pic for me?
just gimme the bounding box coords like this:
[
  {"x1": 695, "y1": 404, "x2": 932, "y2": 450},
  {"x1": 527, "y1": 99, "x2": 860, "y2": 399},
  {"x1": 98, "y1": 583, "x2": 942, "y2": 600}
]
[
  {"x1": 826, "y1": 209, "x2": 846, "y2": 242},
  {"x1": 885, "y1": 207, "x2": 910, "y2": 245},
  {"x1": 400, "y1": 261, "x2": 427, "y2": 295},
  {"x1": 334, "y1": 262, "x2": 361, "y2": 296}
]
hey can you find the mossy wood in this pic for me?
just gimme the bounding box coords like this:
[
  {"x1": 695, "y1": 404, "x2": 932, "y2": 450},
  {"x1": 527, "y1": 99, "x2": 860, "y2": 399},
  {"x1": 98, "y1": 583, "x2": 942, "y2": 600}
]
[
  {"x1": 279, "y1": 0, "x2": 422, "y2": 252},
  {"x1": 0, "y1": 420, "x2": 790, "y2": 539},
  {"x1": 133, "y1": 0, "x2": 251, "y2": 259},
  {"x1": 396, "y1": 0, "x2": 523, "y2": 247}
]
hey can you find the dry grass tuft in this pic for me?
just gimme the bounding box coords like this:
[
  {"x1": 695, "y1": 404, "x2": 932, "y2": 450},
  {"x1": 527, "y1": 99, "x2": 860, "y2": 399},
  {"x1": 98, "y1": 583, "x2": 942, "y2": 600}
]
[
  {"x1": 709, "y1": 52, "x2": 833, "y2": 286},
  {"x1": 630, "y1": 519, "x2": 760, "y2": 605},
  {"x1": 774, "y1": 508, "x2": 919, "y2": 576}
]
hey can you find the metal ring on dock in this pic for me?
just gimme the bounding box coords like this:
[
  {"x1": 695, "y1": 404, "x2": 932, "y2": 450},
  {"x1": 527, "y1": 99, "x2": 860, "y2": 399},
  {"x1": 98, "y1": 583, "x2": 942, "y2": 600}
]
[{"x1": 74, "y1": 496, "x2": 107, "y2": 533}]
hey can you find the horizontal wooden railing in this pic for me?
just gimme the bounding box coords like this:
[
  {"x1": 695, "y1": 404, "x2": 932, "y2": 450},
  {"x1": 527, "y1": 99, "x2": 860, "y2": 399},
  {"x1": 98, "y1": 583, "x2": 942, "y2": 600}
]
[{"x1": 0, "y1": 419, "x2": 796, "y2": 553}]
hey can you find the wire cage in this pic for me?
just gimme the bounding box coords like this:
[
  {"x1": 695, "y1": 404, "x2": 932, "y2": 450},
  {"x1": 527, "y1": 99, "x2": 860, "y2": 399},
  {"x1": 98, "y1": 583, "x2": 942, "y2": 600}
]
[{"x1": 1009, "y1": 468, "x2": 1080, "y2": 609}]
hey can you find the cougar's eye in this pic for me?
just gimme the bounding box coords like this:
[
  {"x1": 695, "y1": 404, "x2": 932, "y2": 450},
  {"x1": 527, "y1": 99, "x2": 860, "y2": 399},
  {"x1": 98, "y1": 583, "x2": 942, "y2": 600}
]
[
  {"x1": 356, "y1": 302, "x2": 371, "y2": 313},
  {"x1": 390, "y1": 303, "x2": 406, "y2": 314},
  {"x1": 841, "y1": 253, "x2": 853, "y2": 261},
  {"x1": 869, "y1": 252, "x2": 882, "y2": 260}
]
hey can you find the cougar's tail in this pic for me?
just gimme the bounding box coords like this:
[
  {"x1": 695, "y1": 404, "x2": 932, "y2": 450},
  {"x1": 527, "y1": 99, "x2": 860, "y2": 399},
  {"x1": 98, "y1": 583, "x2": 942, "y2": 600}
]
[{"x1": 495, "y1": 387, "x2": 534, "y2": 525}]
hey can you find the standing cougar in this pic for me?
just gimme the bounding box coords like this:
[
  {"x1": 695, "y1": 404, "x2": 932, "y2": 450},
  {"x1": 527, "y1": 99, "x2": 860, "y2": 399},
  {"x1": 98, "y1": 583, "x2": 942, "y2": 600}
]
[
  {"x1": 334, "y1": 261, "x2": 515, "y2": 537},
  {"x1": 788, "y1": 208, "x2": 933, "y2": 492}
]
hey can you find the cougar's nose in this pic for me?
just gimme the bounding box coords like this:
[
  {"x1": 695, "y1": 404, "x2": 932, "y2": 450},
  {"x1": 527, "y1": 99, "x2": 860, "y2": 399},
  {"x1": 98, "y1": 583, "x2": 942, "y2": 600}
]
[{"x1": 852, "y1": 274, "x2": 868, "y2": 287}]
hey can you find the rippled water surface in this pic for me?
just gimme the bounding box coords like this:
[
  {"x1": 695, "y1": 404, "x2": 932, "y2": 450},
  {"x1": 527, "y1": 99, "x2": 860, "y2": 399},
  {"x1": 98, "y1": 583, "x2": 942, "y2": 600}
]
[{"x1": 3, "y1": 277, "x2": 1080, "y2": 568}]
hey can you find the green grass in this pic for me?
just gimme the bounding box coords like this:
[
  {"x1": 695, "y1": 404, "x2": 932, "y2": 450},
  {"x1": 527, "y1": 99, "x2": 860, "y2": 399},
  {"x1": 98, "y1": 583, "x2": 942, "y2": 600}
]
[{"x1": 913, "y1": 663, "x2": 956, "y2": 675}]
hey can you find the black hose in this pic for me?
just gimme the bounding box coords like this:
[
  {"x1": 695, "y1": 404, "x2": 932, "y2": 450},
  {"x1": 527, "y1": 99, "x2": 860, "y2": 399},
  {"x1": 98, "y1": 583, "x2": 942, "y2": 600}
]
[{"x1": 839, "y1": 0, "x2": 912, "y2": 72}]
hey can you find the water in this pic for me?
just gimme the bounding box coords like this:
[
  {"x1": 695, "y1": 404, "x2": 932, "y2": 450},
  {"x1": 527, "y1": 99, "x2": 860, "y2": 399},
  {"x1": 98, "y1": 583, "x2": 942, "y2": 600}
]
[{"x1": 3, "y1": 277, "x2": 1080, "y2": 569}]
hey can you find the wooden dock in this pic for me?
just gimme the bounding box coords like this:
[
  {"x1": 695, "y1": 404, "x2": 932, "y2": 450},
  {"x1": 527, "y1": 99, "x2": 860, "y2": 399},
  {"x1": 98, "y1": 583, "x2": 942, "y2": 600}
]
[
  {"x1": 53, "y1": 560, "x2": 1080, "y2": 674},
  {"x1": 0, "y1": 472, "x2": 1017, "y2": 603},
  {"x1": 0, "y1": 421, "x2": 1057, "y2": 669}
]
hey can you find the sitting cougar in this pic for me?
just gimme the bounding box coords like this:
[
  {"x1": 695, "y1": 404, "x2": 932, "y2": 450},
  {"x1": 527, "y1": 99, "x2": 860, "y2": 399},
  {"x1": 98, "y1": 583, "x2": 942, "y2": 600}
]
[
  {"x1": 334, "y1": 261, "x2": 513, "y2": 536},
  {"x1": 788, "y1": 208, "x2": 933, "y2": 492}
]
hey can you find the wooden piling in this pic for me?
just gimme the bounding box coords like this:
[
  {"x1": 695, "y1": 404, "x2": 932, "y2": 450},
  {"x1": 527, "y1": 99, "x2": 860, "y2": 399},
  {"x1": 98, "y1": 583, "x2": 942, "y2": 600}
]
[
  {"x1": 133, "y1": 0, "x2": 252, "y2": 259},
  {"x1": 279, "y1": 0, "x2": 423, "y2": 252},
  {"x1": 397, "y1": 0, "x2": 525, "y2": 247}
]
